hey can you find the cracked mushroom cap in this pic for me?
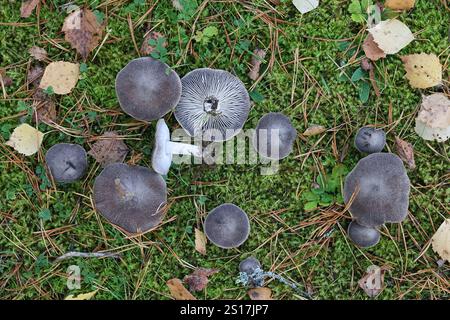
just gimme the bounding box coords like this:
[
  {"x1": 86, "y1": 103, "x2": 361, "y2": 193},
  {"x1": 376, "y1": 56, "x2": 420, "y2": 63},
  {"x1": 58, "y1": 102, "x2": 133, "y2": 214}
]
[
  {"x1": 347, "y1": 221, "x2": 381, "y2": 248},
  {"x1": 115, "y1": 57, "x2": 182, "y2": 122},
  {"x1": 45, "y1": 143, "x2": 87, "y2": 183},
  {"x1": 252, "y1": 112, "x2": 297, "y2": 160},
  {"x1": 354, "y1": 127, "x2": 386, "y2": 154},
  {"x1": 174, "y1": 68, "x2": 250, "y2": 142},
  {"x1": 93, "y1": 163, "x2": 167, "y2": 234},
  {"x1": 204, "y1": 203, "x2": 250, "y2": 248},
  {"x1": 343, "y1": 153, "x2": 410, "y2": 227}
]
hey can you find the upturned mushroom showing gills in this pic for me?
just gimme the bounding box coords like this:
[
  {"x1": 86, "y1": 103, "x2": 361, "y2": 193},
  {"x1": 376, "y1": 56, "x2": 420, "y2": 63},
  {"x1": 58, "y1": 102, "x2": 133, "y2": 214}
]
[
  {"x1": 93, "y1": 163, "x2": 167, "y2": 234},
  {"x1": 252, "y1": 112, "x2": 297, "y2": 160},
  {"x1": 115, "y1": 57, "x2": 181, "y2": 122},
  {"x1": 354, "y1": 126, "x2": 386, "y2": 154},
  {"x1": 151, "y1": 119, "x2": 202, "y2": 175},
  {"x1": 45, "y1": 143, "x2": 87, "y2": 183},
  {"x1": 347, "y1": 221, "x2": 381, "y2": 248},
  {"x1": 174, "y1": 68, "x2": 251, "y2": 142},
  {"x1": 204, "y1": 203, "x2": 250, "y2": 249},
  {"x1": 344, "y1": 153, "x2": 410, "y2": 244}
]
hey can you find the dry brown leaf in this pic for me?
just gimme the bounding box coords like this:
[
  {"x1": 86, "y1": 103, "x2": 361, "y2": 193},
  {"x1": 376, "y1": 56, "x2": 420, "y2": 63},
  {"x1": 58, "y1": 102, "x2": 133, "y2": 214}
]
[
  {"x1": 248, "y1": 287, "x2": 273, "y2": 300},
  {"x1": 32, "y1": 89, "x2": 57, "y2": 124},
  {"x1": 248, "y1": 48, "x2": 266, "y2": 81},
  {"x1": 39, "y1": 61, "x2": 79, "y2": 95},
  {"x1": 183, "y1": 268, "x2": 218, "y2": 292},
  {"x1": 88, "y1": 132, "x2": 129, "y2": 167},
  {"x1": 27, "y1": 65, "x2": 44, "y2": 87},
  {"x1": 358, "y1": 265, "x2": 389, "y2": 297},
  {"x1": 401, "y1": 53, "x2": 442, "y2": 89},
  {"x1": 166, "y1": 278, "x2": 197, "y2": 300},
  {"x1": 303, "y1": 125, "x2": 326, "y2": 136},
  {"x1": 385, "y1": 0, "x2": 415, "y2": 10},
  {"x1": 20, "y1": 0, "x2": 39, "y2": 18},
  {"x1": 368, "y1": 19, "x2": 414, "y2": 55},
  {"x1": 362, "y1": 34, "x2": 386, "y2": 61},
  {"x1": 0, "y1": 69, "x2": 13, "y2": 87},
  {"x1": 394, "y1": 136, "x2": 415, "y2": 170},
  {"x1": 140, "y1": 31, "x2": 166, "y2": 56},
  {"x1": 62, "y1": 8, "x2": 105, "y2": 60},
  {"x1": 29, "y1": 46, "x2": 47, "y2": 61},
  {"x1": 431, "y1": 219, "x2": 450, "y2": 263},
  {"x1": 5, "y1": 123, "x2": 44, "y2": 156},
  {"x1": 194, "y1": 228, "x2": 207, "y2": 255}
]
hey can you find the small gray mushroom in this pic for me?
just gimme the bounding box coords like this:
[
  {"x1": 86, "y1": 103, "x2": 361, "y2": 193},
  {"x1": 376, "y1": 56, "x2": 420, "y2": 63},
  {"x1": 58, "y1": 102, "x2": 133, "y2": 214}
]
[
  {"x1": 252, "y1": 112, "x2": 297, "y2": 160},
  {"x1": 204, "y1": 203, "x2": 250, "y2": 249},
  {"x1": 93, "y1": 163, "x2": 167, "y2": 234},
  {"x1": 45, "y1": 143, "x2": 87, "y2": 183},
  {"x1": 239, "y1": 256, "x2": 261, "y2": 276},
  {"x1": 115, "y1": 57, "x2": 181, "y2": 122},
  {"x1": 354, "y1": 126, "x2": 386, "y2": 154},
  {"x1": 347, "y1": 221, "x2": 381, "y2": 248}
]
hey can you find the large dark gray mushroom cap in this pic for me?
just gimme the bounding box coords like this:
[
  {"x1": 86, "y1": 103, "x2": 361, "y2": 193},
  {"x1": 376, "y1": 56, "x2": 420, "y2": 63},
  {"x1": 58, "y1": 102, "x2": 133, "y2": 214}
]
[
  {"x1": 204, "y1": 203, "x2": 250, "y2": 248},
  {"x1": 252, "y1": 112, "x2": 297, "y2": 159},
  {"x1": 354, "y1": 127, "x2": 386, "y2": 154},
  {"x1": 344, "y1": 153, "x2": 410, "y2": 227},
  {"x1": 115, "y1": 57, "x2": 181, "y2": 122},
  {"x1": 347, "y1": 221, "x2": 380, "y2": 248},
  {"x1": 174, "y1": 68, "x2": 250, "y2": 142},
  {"x1": 45, "y1": 143, "x2": 87, "y2": 183},
  {"x1": 93, "y1": 163, "x2": 167, "y2": 234}
]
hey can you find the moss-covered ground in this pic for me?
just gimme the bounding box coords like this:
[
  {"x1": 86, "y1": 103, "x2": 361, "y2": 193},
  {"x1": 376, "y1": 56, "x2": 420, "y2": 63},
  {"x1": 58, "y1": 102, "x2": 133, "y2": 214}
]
[{"x1": 0, "y1": 0, "x2": 448, "y2": 299}]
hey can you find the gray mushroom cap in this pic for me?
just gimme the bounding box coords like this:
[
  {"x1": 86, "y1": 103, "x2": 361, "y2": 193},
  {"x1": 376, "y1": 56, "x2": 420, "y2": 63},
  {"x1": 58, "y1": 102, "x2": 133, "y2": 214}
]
[
  {"x1": 115, "y1": 57, "x2": 182, "y2": 122},
  {"x1": 344, "y1": 153, "x2": 410, "y2": 227},
  {"x1": 45, "y1": 143, "x2": 87, "y2": 183},
  {"x1": 204, "y1": 203, "x2": 250, "y2": 248},
  {"x1": 93, "y1": 163, "x2": 167, "y2": 234},
  {"x1": 354, "y1": 127, "x2": 386, "y2": 154},
  {"x1": 347, "y1": 221, "x2": 380, "y2": 248},
  {"x1": 239, "y1": 256, "x2": 261, "y2": 275},
  {"x1": 252, "y1": 112, "x2": 297, "y2": 160},
  {"x1": 174, "y1": 68, "x2": 250, "y2": 142}
]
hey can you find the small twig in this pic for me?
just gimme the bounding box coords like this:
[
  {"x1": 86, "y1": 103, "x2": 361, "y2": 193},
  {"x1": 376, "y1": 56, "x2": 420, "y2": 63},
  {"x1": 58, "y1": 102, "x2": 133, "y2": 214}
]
[{"x1": 53, "y1": 251, "x2": 121, "y2": 263}]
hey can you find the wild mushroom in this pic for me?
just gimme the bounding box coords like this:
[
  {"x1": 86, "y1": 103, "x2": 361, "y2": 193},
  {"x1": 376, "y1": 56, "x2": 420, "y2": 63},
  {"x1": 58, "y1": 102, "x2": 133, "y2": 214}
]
[
  {"x1": 45, "y1": 143, "x2": 87, "y2": 183},
  {"x1": 415, "y1": 93, "x2": 450, "y2": 142},
  {"x1": 252, "y1": 112, "x2": 297, "y2": 160},
  {"x1": 204, "y1": 203, "x2": 250, "y2": 249},
  {"x1": 344, "y1": 153, "x2": 410, "y2": 228},
  {"x1": 174, "y1": 68, "x2": 250, "y2": 141},
  {"x1": 115, "y1": 57, "x2": 181, "y2": 122},
  {"x1": 151, "y1": 119, "x2": 202, "y2": 175},
  {"x1": 354, "y1": 127, "x2": 386, "y2": 154},
  {"x1": 239, "y1": 257, "x2": 263, "y2": 287},
  {"x1": 93, "y1": 163, "x2": 167, "y2": 234},
  {"x1": 347, "y1": 221, "x2": 381, "y2": 248}
]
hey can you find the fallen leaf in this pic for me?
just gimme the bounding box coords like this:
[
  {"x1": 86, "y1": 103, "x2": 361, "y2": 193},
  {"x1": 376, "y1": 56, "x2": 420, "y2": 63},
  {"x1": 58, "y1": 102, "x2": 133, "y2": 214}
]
[
  {"x1": 194, "y1": 228, "x2": 207, "y2": 255},
  {"x1": 29, "y1": 46, "x2": 47, "y2": 61},
  {"x1": 65, "y1": 290, "x2": 98, "y2": 300},
  {"x1": 401, "y1": 53, "x2": 442, "y2": 89},
  {"x1": 293, "y1": 0, "x2": 319, "y2": 14},
  {"x1": 431, "y1": 219, "x2": 450, "y2": 263},
  {"x1": 362, "y1": 34, "x2": 386, "y2": 61},
  {"x1": 385, "y1": 0, "x2": 415, "y2": 10},
  {"x1": 140, "y1": 31, "x2": 167, "y2": 56},
  {"x1": 5, "y1": 123, "x2": 44, "y2": 156},
  {"x1": 248, "y1": 48, "x2": 266, "y2": 81},
  {"x1": 368, "y1": 19, "x2": 414, "y2": 54},
  {"x1": 32, "y1": 89, "x2": 57, "y2": 124},
  {"x1": 248, "y1": 287, "x2": 273, "y2": 300},
  {"x1": 358, "y1": 265, "x2": 389, "y2": 297},
  {"x1": 415, "y1": 93, "x2": 450, "y2": 142},
  {"x1": 394, "y1": 136, "x2": 415, "y2": 170},
  {"x1": 303, "y1": 125, "x2": 326, "y2": 136},
  {"x1": 172, "y1": 0, "x2": 183, "y2": 10},
  {"x1": 62, "y1": 8, "x2": 105, "y2": 60},
  {"x1": 88, "y1": 131, "x2": 129, "y2": 167},
  {"x1": 183, "y1": 268, "x2": 219, "y2": 292},
  {"x1": 39, "y1": 61, "x2": 79, "y2": 95},
  {"x1": 166, "y1": 278, "x2": 197, "y2": 300},
  {"x1": 20, "y1": 0, "x2": 39, "y2": 18},
  {"x1": 0, "y1": 69, "x2": 13, "y2": 87},
  {"x1": 27, "y1": 65, "x2": 44, "y2": 87}
]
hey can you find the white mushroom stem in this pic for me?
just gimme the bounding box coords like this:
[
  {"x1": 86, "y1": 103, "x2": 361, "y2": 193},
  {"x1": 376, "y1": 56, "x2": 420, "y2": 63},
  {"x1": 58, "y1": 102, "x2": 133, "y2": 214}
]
[{"x1": 167, "y1": 141, "x2": 202, "y2": 157}]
